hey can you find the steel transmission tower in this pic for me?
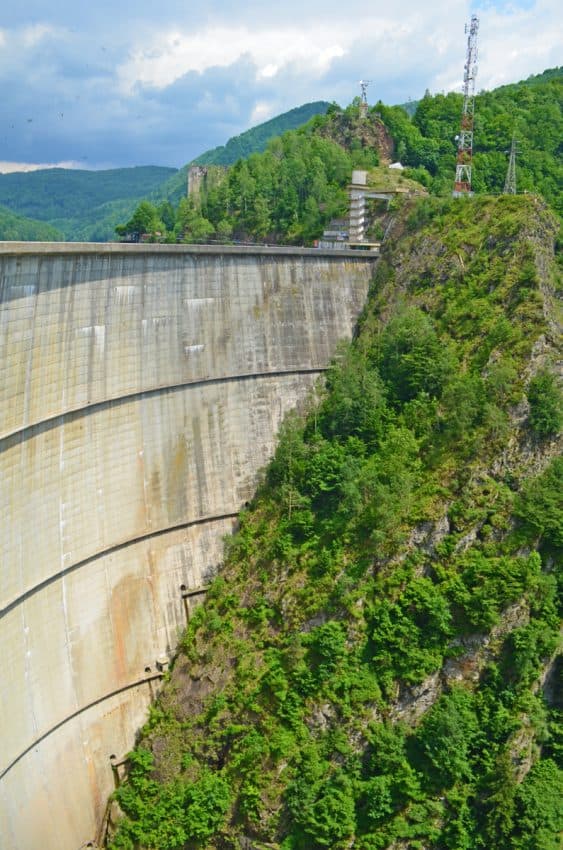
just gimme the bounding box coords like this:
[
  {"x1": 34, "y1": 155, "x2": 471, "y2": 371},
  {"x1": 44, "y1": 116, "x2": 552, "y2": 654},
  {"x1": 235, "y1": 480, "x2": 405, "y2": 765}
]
[
  {"x1": 453, "y1": 15, "x2": 480, "y2": 196},
  {"x1": 504, "y1": 133, "x2": 518, "y2": 194}
]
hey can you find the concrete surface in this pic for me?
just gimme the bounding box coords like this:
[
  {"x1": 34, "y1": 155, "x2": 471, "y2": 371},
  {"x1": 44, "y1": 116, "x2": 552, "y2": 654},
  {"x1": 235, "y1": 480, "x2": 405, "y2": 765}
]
[{"x1": 0, "y1": 244, "x2": 375, "y2": 849}]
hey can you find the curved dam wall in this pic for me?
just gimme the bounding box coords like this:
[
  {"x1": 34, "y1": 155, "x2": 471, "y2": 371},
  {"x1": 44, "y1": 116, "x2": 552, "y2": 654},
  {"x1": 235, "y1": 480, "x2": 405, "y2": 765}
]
[{"x1": 0, "y1": 242, "x2": 374, "y2": 850}]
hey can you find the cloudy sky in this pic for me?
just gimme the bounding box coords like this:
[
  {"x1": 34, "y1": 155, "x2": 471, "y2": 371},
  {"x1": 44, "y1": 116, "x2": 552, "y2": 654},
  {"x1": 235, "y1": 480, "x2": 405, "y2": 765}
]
[{"x1": 0, "y1": 0, "x2": 560, "y2": 172}]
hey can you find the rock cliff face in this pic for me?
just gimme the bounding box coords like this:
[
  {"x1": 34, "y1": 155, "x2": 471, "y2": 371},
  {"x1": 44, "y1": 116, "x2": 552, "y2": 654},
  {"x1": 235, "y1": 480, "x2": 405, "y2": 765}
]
[
  {"x1": 316, "y1": 111, "x2": 395, "y2": 164},
  {"x1": 364, "y1": 197, "x2": 562, "y2": 731},
  {"x1": 0, "y1": 243, "x2": 375, "y2": 850},
  {"x1": 105, "y1": 197, "x2": 561, "y2": 850}
]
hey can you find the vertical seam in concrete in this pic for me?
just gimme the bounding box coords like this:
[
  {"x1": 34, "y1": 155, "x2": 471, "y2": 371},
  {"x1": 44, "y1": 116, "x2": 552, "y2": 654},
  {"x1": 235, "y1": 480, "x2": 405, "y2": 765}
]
[
  {"x1": 60, "y1": 414, "x2": 80, "y2": 715},
  {"x1": 21, "y1": 262, "x2": 38, "y2": 430}
]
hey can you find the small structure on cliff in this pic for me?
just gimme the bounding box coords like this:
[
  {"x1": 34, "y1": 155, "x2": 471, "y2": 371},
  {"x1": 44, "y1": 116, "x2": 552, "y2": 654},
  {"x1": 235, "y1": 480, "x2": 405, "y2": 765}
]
[
  {"x1": 319, "y1": 168, "x2": 424, "y2": 250},
  {"x1": 187, "y1": 165, "x2": 227, "y2": 207}
]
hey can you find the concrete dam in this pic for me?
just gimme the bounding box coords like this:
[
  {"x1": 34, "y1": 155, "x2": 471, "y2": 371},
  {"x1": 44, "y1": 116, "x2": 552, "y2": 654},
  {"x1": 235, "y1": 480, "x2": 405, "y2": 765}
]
[{"x1": 0, "y1": 242, "x2": 376, "y2": 850}]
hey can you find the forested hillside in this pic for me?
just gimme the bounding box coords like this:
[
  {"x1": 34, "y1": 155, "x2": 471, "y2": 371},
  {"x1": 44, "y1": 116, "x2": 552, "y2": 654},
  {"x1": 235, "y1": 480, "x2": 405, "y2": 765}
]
[
  {"x1": 182, "y1": 114, "x2": 380, "y2": 244},
  {"x1": 119, "y1": 67, "x2": 562, "y2": 246},
  {"x1": 145, "y1": 103, "x2": 332, "y2": 208},
  {"x1": 106, "y1": 194, "x2": 562, "y2": 850},
  {"x1": 0, "y1": 103, "x2": 329, "y2": 241},
  {"x1": 0, "y1": 166, "x2": 176, "y2": 241},
  {"x1": 0, "y1": 203, "x2": 63, "y2": 241},
  {"x1": 117, "y1": 107, "x2": 402, "y2": 244},
  {"x1": 1, "y1": 69, "x2": 560, "y2": 243},
  {"x1": 378, "y1": 67, "x2": 562, "y2": 212}
]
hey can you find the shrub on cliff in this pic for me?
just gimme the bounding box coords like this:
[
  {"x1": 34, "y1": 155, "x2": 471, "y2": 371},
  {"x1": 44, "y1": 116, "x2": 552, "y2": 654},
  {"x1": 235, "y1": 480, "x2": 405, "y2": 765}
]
[{"x1": 527, "y1": 369, "x2": 562, "y2": 437}]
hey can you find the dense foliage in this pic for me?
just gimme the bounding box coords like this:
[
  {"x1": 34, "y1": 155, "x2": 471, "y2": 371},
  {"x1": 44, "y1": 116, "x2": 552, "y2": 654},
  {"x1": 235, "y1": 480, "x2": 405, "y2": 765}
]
[
  {"x1": 107, "y1": 195, "x2": 562, "y2": 850},
  {"x1": 188, "y1": 124, "x2": 356, "y2": 244},
  {"x1": 141, "y1": 103, "x2": 333, "y2": 210},
  {"x1": 115, "y1": 107, "x2": 375, "y2": 244},
  {"x1": 193, "y1": 102, "x2": 331, "y2": 166}
]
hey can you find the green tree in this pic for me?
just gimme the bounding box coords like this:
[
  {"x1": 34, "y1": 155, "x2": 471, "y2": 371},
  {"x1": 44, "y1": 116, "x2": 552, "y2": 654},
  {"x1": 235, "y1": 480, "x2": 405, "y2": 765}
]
[
  {"x1": 247, "y1": 194, "x2": 271, "y2": 239},
  {"x1": 318, "y1": 348, "x2": 386, "y2": 446},
  {"x1": 515, "y1": 458, "x2": 563, "y2": 549},
  {"x1": 157, "y1": 200, "x2": 176, "y2": 232},
  {"x1": 287, "y1": 764, "x2": 356, "y2": 848},
  {"x1": 416, "y1": 688, "x2": 478, "y2": 787},
  {"x1": 215, "y1": 218, "x2": 233, "y2": 241},
  {"x1": 512, "y1": 760, "x2": 563, "y2": 850},
  {"x1": 183, "y1": 771, "x2": 231, "y2": 841},
  {"x1": 378, "y1": 307, "x2": 453, "y2": 403},
  {"x1": 176, "y1": 197, "x2": 214, "y2": 243},
  {"x1": 481, "y1": 751, "x2": 518, "y2": 847},
  {"x1": 116, "y1": 200, "x2": 162, "y2": 240}
]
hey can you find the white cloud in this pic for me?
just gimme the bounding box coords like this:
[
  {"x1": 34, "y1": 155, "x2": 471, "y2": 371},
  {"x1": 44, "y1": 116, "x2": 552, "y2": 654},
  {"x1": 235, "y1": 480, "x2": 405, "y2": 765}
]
[
  {"x1": 430, "y1": 0, "x2": 562, "y2": 94},
  {"x1": 0, "y1": 0, "x2": 561, "y2": 168},
  {"x1": 0, "y1": 160, "x2": 84, "y2": 174},
  {"x1": 21, "y1": 23, "x2": 60, "y2": 47},
  {"x1": 477, "y1": 0, "x2": 562, "y2": 89},
  {"x1": 250, "y1": 101, "x2": 275, "y2": 124},
  {"x1": 0, "y1": 21, "x2": 69, "y2": 77},
  {"x1": 117, "y1": 16, "x2": 434, "y2": 94}
]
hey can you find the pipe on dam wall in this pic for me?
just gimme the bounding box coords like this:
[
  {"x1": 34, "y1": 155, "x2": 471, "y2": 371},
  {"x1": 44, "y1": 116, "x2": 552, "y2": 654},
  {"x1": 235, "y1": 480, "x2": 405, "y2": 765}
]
[{"x1": 0, "y1": 244, "x2": 375, "y2": 850}]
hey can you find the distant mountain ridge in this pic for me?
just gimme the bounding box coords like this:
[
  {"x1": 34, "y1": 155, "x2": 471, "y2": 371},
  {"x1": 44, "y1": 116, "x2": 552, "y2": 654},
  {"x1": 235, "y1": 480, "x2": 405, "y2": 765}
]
[
  {"x1": 193, "y1": 101, "x2": 332, "y2": 166},
  {"x1": 0, "y1": 165, "x2": 176, "y2": 242},
  {"x1": 0, "y1": 103, "x2": 331, "y2": 241},
  {"x1": 0, "y1": 203, "x2": 63, "y2": 241},
  {"x1": 148, "y1": 101, "x2": 334, "y2": 207},
  {"x1": 0, "y1": 68, "x2": 560, "y2": 243}
]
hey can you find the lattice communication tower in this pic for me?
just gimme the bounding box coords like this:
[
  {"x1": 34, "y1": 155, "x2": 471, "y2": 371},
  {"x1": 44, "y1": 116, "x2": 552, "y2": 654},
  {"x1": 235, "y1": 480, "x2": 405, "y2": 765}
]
[
  {"x1": 453, "y1": 15, "x2": 479, "y2": 196},
  {"x1": 503, "y1": 133, "x2": 518, "y2": 194},
  {"x1": 359, "y1": 80, "x2": 371, "y2": 118}
]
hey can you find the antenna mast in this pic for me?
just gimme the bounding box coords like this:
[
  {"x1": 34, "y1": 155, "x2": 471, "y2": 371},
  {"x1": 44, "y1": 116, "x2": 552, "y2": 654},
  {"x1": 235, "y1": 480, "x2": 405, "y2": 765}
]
[
  {"x1": 359, "y1": 80, "x2": 371, "y2": 119},
  {"x1": 453, "y1": 15, "x2": 479, "y2": 196},
  {"x1": 503, "y1": 133, "x2": 518, "y2": 194}
]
